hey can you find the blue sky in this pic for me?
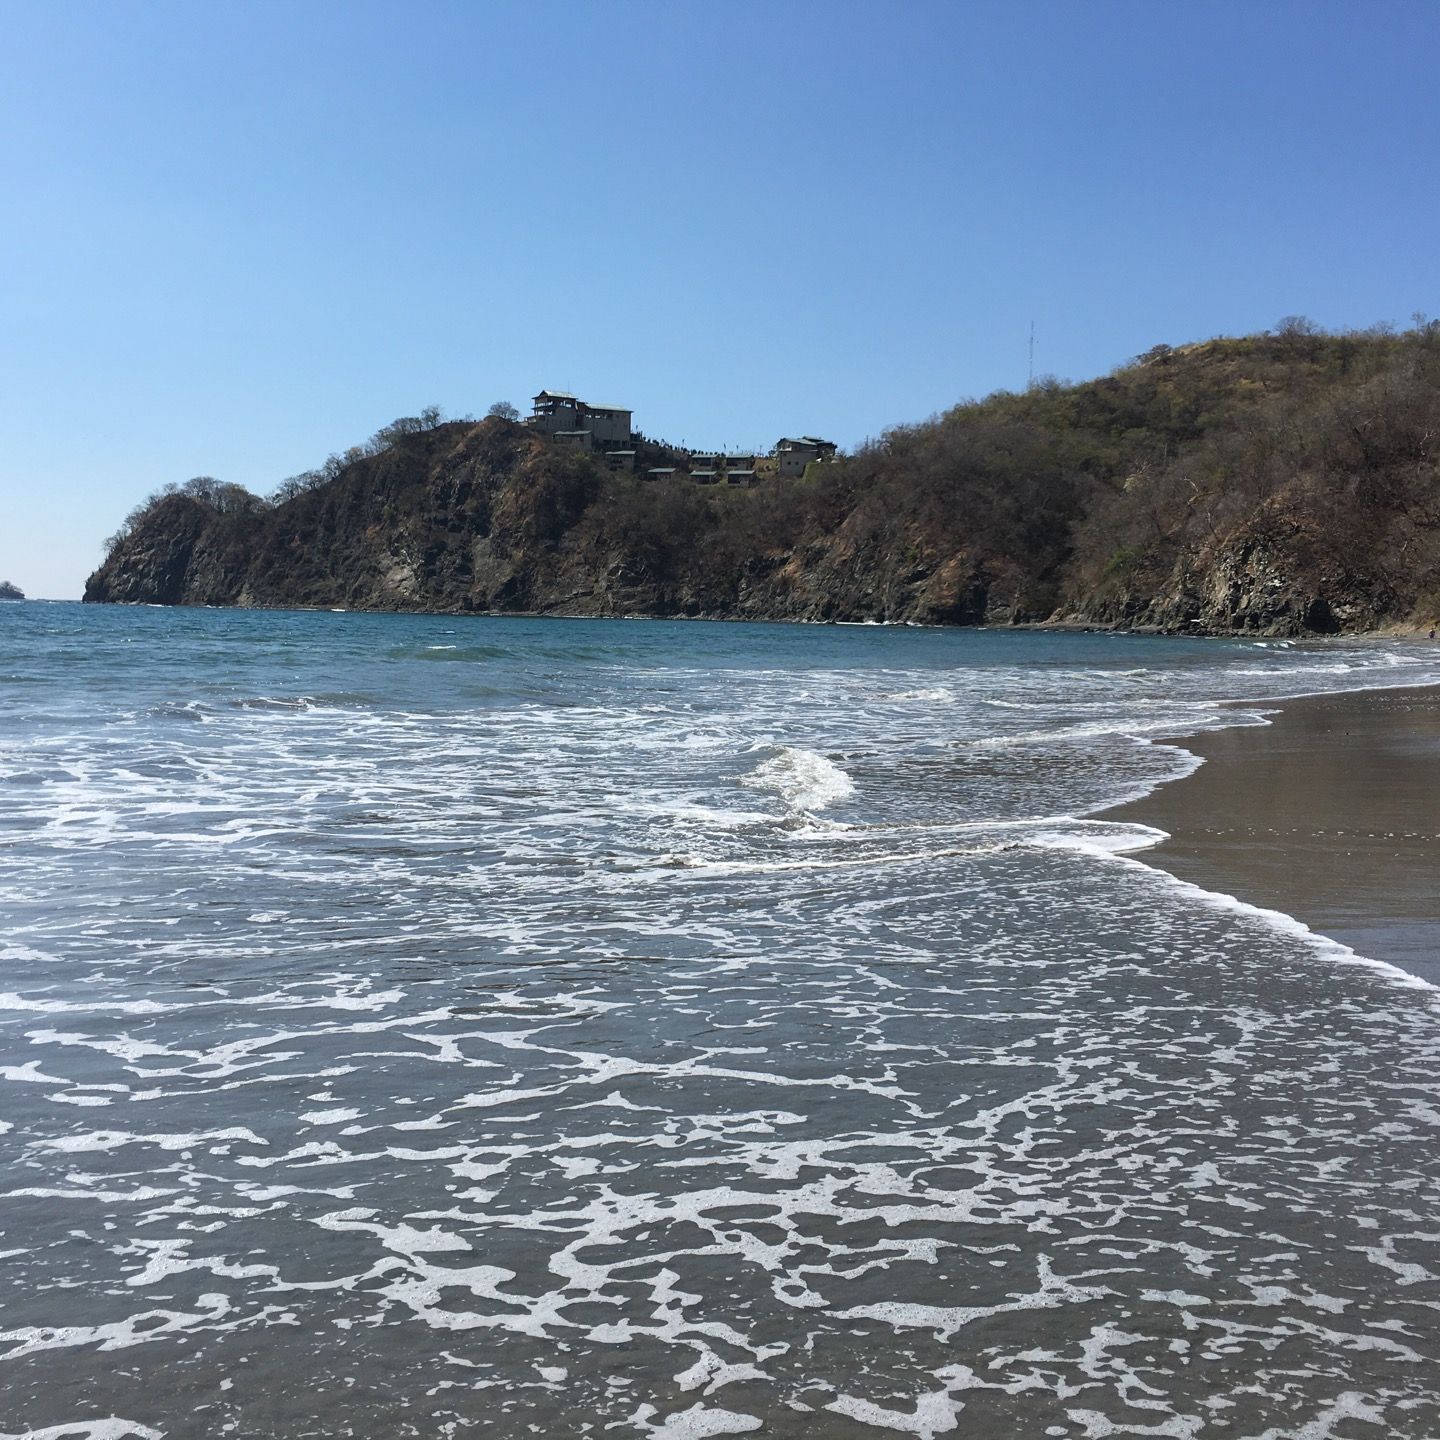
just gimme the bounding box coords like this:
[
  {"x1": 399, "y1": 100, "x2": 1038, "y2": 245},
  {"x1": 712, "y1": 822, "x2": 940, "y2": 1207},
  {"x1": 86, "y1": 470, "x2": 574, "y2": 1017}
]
[{"x1": 3, "y1": 0, "x2": 1437, "y2": 598}]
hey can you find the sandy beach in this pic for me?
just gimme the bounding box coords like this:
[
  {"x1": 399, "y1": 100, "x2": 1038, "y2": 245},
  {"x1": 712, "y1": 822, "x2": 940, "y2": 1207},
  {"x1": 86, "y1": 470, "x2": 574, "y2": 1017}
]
[{"x1": 1105, "y1": 682, "x2": 1440, "y2": 987}]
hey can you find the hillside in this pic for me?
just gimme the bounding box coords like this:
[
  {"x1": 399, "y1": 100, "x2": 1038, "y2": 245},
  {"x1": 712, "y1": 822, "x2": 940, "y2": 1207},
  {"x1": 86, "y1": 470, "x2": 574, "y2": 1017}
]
[{"x1": 85, "y1": 323, "x2": 1440, "y2": 634}]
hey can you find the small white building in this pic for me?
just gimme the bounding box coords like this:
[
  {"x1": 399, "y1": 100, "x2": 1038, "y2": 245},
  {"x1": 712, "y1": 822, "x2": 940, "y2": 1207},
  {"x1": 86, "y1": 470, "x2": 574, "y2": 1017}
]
[{"x1": 774, "y1": 436, "x2": 837, "y2": 477}]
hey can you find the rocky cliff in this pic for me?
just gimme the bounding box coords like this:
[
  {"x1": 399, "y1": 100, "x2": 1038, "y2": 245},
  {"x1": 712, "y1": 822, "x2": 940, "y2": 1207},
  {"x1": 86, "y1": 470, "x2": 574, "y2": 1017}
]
[{"x1": 86, "y1": 325, "x2": 1440, "y2": 635}]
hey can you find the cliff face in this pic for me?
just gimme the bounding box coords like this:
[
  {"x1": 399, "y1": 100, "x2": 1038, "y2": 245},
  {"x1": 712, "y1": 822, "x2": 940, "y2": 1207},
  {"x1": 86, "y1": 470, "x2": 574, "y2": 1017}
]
[
  {"x1": 83, "y1": 419, "x2": 999, "y2": 624},
  {"x1": 86, "y1": 496, "x2": 222, "y2": 605},
  {"x1": 85, "y1": 328, "x2": 1440, "y2": 635}
]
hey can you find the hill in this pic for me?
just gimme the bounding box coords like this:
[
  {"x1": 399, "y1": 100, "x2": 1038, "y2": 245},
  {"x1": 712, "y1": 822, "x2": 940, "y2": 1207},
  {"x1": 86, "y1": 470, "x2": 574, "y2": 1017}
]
[{"x1": 84, "y1": 322, "x2": 1440, "y2": 634}]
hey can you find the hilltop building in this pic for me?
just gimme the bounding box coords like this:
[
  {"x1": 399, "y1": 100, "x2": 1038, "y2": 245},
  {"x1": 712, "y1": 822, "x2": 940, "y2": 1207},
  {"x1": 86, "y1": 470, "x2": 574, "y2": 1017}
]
[
  {"x1": 659, "y1": 453, "x2": 759, "y2": 487},
  {"x1": 642, "y1": 440, "x2": 834, "y2": 486},
  {"x1": 525, "y1": 388, "x2": 834, "y2": 486},
  {"x1": 528, "y1": 391, "x2": 633, "y2": 453},
  {"x1": 774, "y1": 436, "x2": 838, "y2": 477}
]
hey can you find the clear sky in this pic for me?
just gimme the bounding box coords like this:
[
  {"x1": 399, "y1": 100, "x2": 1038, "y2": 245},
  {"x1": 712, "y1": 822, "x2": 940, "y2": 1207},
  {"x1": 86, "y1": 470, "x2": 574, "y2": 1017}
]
[{"x1": 2, "y1": 0, "x2": 1437, "y2": 598}]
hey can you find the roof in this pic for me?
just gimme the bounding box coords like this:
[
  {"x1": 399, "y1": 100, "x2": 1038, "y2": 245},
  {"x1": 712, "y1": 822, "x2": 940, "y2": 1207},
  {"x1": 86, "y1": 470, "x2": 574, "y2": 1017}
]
[{"x1": 532, "y1": 391, "x2": 631, "y2": 412}]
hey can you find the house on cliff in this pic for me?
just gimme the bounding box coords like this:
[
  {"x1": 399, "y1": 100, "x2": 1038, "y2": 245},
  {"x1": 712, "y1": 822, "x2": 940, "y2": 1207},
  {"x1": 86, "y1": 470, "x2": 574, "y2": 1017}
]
[
  {"x1": 680, "y1": 453, "x2": 759, "y2": 487},
  {"x1": 528, "y1": 391, "x2": 633, "y2": 453},
  {"x1": 526, "y1": 388, "x2": 834, "y2": 486},
  {"x1": 774, "y1": 436, "x2": 838, "y2": 477}
]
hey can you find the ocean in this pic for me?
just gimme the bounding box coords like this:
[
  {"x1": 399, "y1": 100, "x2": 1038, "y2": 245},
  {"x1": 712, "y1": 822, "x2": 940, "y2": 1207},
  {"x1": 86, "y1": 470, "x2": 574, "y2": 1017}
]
[{"x1": 2, "y1": 604, "x2": 1439, "y2": 1439}]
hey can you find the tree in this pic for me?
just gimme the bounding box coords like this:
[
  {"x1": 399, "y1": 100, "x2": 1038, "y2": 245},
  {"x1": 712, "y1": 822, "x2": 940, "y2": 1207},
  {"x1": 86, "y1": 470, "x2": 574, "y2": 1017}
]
[
  {"x1": 271, "y1": 470, "x2": 326, "y2": 504},
  {"x1": 370, "y1": 416, "x2": 424, "y2": 451},
  {"x1": 487, "y1": 400, "x2": 521, "y2": 422},
  {"x1": 179, "y1": 476, "x2": 264, "y2": 515},
  {"x1": 101, "y1": 476, "x2": 263, "y2": 552}
]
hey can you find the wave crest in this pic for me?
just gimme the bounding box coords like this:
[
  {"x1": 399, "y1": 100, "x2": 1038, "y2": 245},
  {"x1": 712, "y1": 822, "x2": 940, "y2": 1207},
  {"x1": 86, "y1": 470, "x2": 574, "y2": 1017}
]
[{"x1": 740, "y1": 746, "x2": 855, "y2": 812}]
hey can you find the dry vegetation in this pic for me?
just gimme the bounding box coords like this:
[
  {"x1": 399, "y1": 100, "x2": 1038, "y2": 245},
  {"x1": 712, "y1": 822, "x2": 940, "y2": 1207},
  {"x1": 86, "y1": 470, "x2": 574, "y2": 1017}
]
[{"x1": 88, "y1": 321, "x2": 1440, "y2": 633}]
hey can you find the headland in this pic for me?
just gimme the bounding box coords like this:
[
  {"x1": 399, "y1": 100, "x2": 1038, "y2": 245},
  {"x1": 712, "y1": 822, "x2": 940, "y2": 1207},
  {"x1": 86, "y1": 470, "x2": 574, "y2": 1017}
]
[{"x1": 84, "y1": 324, "x2": 1440, "y2": 638}]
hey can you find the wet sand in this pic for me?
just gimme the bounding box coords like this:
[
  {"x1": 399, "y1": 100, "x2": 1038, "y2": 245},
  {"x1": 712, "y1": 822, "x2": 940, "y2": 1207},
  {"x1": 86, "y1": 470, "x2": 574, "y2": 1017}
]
[{"x1": 1105, "y1": 684, "x2": 1440, "y2": 988}]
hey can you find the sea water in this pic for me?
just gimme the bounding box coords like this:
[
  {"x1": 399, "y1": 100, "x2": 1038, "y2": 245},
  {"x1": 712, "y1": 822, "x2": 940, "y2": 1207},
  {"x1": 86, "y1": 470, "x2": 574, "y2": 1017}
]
[{"x1": 2, "y1": 604, "x2": 1439, "y2": 1439}]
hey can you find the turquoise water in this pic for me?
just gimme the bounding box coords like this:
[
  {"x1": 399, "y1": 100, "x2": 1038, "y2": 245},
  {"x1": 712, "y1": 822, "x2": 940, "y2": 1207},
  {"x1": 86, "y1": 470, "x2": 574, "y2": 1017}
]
[{"x1": 3, "y1": 604, "x2": 1440, "y2": 1438}]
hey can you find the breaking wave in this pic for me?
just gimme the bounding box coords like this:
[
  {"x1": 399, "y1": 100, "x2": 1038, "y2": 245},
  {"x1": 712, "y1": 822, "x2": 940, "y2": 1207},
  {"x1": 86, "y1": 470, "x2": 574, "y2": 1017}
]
[{"x1": 739, "y1": 745, "x2": 856, "y2": 812}]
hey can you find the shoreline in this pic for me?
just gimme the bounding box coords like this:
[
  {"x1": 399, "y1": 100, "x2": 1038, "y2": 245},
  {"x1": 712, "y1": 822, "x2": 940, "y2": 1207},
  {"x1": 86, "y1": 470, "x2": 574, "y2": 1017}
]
[
  {"x1": 1103, "y1": 682, "x2": 1440, "y2": 989},
  {"x1": 27, "y1": 601, "x2": 1440, "y2": 986},
  {"x1": 67, "y1": 596, "x2": 1440, "y2": 639}
]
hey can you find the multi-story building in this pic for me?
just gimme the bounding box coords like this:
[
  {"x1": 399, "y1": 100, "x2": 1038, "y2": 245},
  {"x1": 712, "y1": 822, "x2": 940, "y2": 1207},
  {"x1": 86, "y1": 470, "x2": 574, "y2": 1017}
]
[
  {"x1": 774, "y1": 436, "x2": 838, "y2": 477},
  {"x1": 689, "y1": 453, "x2": 722, "y2": 484},
  {"x1": 684, "y1": 453, "x2": 760, "y2": 486},
  {"x1": 528, "y1": 391, "x2": 634, "y2": 452}
]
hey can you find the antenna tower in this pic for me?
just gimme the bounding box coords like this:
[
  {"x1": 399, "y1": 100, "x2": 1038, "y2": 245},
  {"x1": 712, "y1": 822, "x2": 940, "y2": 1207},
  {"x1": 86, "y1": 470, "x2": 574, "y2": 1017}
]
[{"x1": 1028, "y1": 322, "x2": 1035, "y2": 388}]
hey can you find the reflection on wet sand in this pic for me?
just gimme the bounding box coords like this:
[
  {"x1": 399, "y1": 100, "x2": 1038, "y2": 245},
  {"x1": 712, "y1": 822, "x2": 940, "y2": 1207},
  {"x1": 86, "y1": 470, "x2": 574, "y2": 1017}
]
[{"x1": 1108, "y1": 683, "x2": 1440, "y2": 985}]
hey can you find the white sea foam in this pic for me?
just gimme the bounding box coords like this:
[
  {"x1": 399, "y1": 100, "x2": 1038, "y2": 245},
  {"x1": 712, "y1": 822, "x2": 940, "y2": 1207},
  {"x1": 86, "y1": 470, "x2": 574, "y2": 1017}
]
[
  {"x1": 5, "y1": 616, "x2": 1440, "y2": 1435},
  {"x1": 655, "y1": 841, "x2": 1013, "y2": 877},
  {"x1": 884, "y1": 687, "x2": 955, "y2": 702},
  {"x1": 826, "y1": 1390, "x2": 964, "y2": 1437},
  {"x1": 0, "y1": 994, "x2": 171, "y2": 1016},
  {"x1": 739, "y1": 745, "x2": 855, "y2": 812},
  {"x1": 637, "y1": 1403, "x2": 763, "y2": 1436},
  {"x1": 963, "y1": 714, "x2": 1234, "y2": 749},
  {"x1": 32, "y1": 1128, "x2": 270, "y2": 1155},
  {"x1": 0, "y1": 1424, "x2": 165, "y2": 1440}
]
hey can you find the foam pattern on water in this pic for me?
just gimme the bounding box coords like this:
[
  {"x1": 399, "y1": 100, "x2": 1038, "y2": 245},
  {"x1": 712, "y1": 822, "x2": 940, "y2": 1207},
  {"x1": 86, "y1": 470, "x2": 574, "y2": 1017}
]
[{"x1": 2, "y1": 607, "x2": 1439, "y2": 1437}]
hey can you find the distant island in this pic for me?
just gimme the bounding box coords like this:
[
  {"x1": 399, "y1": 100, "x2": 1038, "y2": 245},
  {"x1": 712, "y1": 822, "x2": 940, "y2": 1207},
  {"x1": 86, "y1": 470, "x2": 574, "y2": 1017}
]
[
  {"x1": 0, "y1": 581, "x2": 24, "y2": 601},
  {"x1": 85, "y1": 321, "x2": 1440, "y2": 636}
]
